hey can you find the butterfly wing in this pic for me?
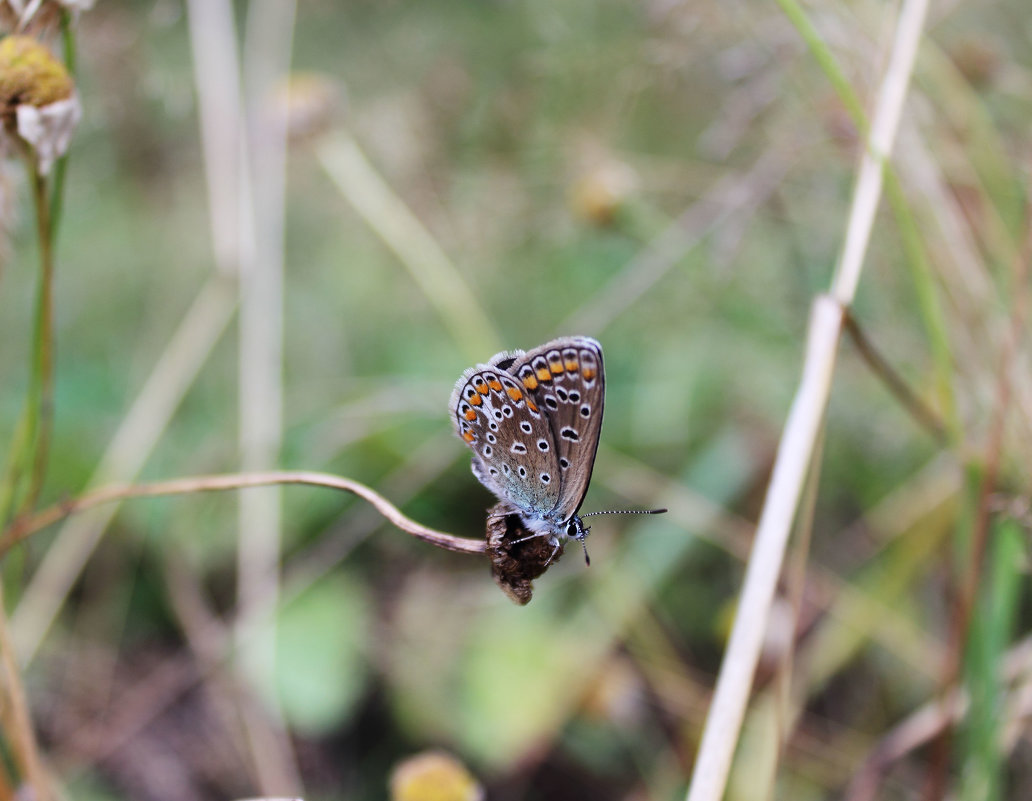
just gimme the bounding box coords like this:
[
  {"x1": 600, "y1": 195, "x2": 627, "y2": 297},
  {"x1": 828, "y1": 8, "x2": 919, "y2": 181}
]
[
  {"x1": 502, "y1": 336, "x2": 604, "y2": 523},
  {"x1": 450, "y1": 360, "x2": 561, "y2": 519}
]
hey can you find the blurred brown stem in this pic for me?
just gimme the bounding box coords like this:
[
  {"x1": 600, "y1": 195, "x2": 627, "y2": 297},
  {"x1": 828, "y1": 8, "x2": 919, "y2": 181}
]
[
  {"x1": 0, "y1": 470, "x2": 488, "y2": 559},
  {"x1": 0, "y1": 588, "x2": 51, "y2": 801},
  {"x1": 843, "y1": 311, "x2": 948, "y2": 445}
]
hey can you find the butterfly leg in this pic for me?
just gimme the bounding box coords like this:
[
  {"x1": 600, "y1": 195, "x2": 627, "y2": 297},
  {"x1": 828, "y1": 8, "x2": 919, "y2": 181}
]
[
  {"x1": 544, "y1": 537, "x2": 562, "y2": 567},
  {"x1": 508, "y1": 530, "x2": 551, "y2": 546}
]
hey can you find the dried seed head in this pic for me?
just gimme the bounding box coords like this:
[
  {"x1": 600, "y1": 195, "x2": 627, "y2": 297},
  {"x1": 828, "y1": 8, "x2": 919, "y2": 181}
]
[
  {"x1": 0, "y1": 35, "x2": 73, "y2": 109},
  {"x1": 568, "y1": 157, "x2": 639, "y2": 227},
  {"x1": 486, "y1": 501, "x2": 563, "y2": 605},
  {"x1": 271, "y1": 72, "x2": 343, "y2": 145},
  {"x1": 0, "y1": 35, "x2": 79, "y2": 174}
]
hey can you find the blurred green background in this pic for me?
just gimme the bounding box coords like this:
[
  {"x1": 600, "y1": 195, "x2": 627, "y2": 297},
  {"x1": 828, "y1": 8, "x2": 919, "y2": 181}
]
[{"x1": 1, "y1": 0, "x2": 1031, "y2": 799}]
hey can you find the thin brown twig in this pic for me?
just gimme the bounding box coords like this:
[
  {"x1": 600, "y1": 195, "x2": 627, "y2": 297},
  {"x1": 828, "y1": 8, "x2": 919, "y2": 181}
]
[
  {"x1": 0, "y1": 590, "x2": 51, "y2": 801},
  {"x1": 843, "y1": 311, "x2": 948, "y2": 445},
  {"x1": 0, "y1": 470, "x2": 487, "y2": 559}
]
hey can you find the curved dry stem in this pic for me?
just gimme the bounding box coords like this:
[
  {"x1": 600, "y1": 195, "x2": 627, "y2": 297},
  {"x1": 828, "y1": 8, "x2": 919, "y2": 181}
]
[{"x1": 0, "y1": 471, "x2": 487, "y2": 559}]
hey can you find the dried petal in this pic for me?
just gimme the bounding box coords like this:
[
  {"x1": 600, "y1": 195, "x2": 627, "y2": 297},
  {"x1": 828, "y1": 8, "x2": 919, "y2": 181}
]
[{"x1": 15, "y1": 92, "x2": 80, "y2": 173}]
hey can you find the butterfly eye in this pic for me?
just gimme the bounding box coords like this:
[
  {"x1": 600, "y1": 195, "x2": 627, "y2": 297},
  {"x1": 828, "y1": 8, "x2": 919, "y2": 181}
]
[{"x1": 565, "y1": 521, "x2": 579, "y2": 537}]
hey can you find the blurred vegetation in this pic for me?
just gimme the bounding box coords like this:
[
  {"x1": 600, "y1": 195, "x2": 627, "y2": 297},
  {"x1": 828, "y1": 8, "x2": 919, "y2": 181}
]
[{"x1": 0, "y1": 0, "x2": 1030, "y2": 799}]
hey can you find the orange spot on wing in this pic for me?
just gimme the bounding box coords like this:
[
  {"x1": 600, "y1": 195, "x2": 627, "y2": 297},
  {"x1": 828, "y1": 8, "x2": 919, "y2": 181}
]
[
  {"x1": 488, "y1": 379, "x2": 503, "y2": 392},
  {"x1": 522, "y1": 374, "x2": 539, "y2": 390},
  {"x1": 475, "y1": 382, "x2": 490, "y2": 395},
  {"x1": 582, "y1": 367, "x2": 596, "y2": 380},
  {"x1": 462, "y1": 430, "x2": 475, "y2": 443},
  {"x1": 565, "y1": 358, "x2": 579, "y2": 371},
  {"x1": 549, "y1": 360, "x2": 564, "y2": 375},
  {"x1": 468, "y1": 393, "x2": 482, "y2": 406},
  {"x1": 535, "y1": 367, "x2": 552, "y2": 382},
  {"x1": 464, "y1": 409, "x2": 477, "y2": 421},
  {"x1": 506, "y1": 387, "x2": 523, "y2": 403},
  {"x1": 526, "y1": 400, "x2": 539, "y2": 412}
]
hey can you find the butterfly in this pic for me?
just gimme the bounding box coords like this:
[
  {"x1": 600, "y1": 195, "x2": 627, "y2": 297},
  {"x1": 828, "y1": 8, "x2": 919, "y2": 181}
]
[{"x1": 451, "y1": 336, "x2": 663, "y2": 567}]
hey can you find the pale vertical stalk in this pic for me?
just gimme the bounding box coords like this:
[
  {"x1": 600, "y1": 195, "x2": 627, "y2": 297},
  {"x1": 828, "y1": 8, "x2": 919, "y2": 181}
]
[
  {"x1": 185, "y1": 0, "x2": 243, "y2": 276},
  {"x1": 236, "y1": 0, "x2": 301, "y2": 794},
  {"x1": 684, "y1": 1, "x2": 930, "y2": 799}
]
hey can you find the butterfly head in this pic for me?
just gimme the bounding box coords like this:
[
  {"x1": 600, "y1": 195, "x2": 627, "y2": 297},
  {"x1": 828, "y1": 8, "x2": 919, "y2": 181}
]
[{"x1": 564, "y1": 515, "x2": 592, "y2": 566}]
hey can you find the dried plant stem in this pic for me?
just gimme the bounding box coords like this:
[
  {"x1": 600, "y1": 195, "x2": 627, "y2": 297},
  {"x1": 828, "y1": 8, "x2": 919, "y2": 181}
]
[
  {"x1": 0, "y1": 589, "x2": 50, "y2": 801},
  {"x1": 684, "y1": 0, "x2": 929, "y2": 798},
  {"x1": 235, "y1": 0, "x2": 300, "y2": 792},
  {"x1": 0, "y1": 470, "x2": 487, "y2": 560},
  {"x1": 843, "y1": 312, "x2": 948, "y2": 443}
]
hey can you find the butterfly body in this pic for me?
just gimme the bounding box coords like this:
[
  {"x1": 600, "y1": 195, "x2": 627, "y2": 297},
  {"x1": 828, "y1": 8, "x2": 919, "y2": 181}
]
[{"x1": 450, "y1": 336, "x2": 605, "y2": 558}]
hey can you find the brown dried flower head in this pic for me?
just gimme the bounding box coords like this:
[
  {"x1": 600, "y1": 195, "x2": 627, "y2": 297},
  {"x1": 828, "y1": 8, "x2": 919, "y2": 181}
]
[
  {"x1": 486, "y1": 501, "x2": 564, "y2": 605},
  {"x1": 0, "y1": 35, "x2": 80, "y2": 174}
]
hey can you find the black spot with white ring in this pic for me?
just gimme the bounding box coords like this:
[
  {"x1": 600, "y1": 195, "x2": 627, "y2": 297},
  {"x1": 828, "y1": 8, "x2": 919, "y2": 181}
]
[
  {"x1": 518, "y1": 465, "x2": 527, "y2": 478},
  {"x1": 544, "y1": 395, "x2": 559, "y2": 410},
  {"x1": 486, "y1": 432, "x2": 496, "y2": 443},
  {"x1": 560, "y1": 427, "x2": 580, "y2": 441},
  {"x1": 502, "y1": 405, "x2": 514, "y2": 418},
  {"x1": 580, "y1": 404, "x2": 591, "y2": 418},
  {"x1": 493, "y1": 410, "x2": 503, "y2": 420},
  {"x1": 569, "y1": 390, "x2": 581, "y2": 402},
  {"x1": 556, "y1": 387, "x2": 569, "y2": 402},
  {"x1": 559, "y1": 457, "x2": 570, "y2": 469},
  {"x1": 537, "y1": 439, "x2": 549, "y2": 452},
  {"x1": 511, "y1": 442, "x2": 527, "y2": 454},
  {"x1": 520, "y1": 421, "x2": 533, "y2": 434},
  {"x1": 483, "y1": 445, "x2": 493, "y2": 457},
  {"x1": 540, "y1": 473, "x2": 551, "y2": 484}
]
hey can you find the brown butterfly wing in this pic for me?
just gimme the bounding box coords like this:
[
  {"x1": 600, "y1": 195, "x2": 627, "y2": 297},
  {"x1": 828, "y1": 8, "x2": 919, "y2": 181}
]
[{"x1": 502, "y1": 337, "x2": 604, "y2": 522}]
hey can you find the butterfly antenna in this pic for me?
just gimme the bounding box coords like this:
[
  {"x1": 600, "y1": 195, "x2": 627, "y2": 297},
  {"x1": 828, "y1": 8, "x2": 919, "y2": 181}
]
[
  {"x1": 580, "y1": 508, "x2": 668, "y2": 518},
  {"x1": 578, "y1": 529, "x2": 591, "y2": 567}
]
